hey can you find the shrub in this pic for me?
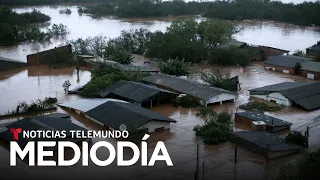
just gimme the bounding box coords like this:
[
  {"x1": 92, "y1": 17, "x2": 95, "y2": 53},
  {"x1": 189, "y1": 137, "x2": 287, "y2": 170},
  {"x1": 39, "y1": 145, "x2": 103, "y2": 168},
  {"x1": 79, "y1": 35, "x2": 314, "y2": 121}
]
[
  {"x1": 159, "y1": 57, "x2": 191, "y2": 76},
  {"x1": 201, "y1": 70, "x2": 238, "y2": 91},
  {"x1": 294, "y1": 62, "x2": 302, "y2": 74},
  {"x1": 43, "y1": 97, "x2": 58, "y2": 104},
  {"x1": 196, "y1": 107, "x2": 216, "y2": 118},
  {"x1": 239, "y1": 102, "x2": 283, "y2": 112},
  {"x1": 59, "y1": 8, "x2": 72, "y2": 15},
  {"x1": 292, "y1": 50, "x2": 306, "y2": 57},
  {"x1": 104, "y1": 41, "x2": 133, "y2": 64},
  {"x1": 285, "y1": 131, "x2": 306, "y2": 146},
  {"x1": 48, "y1": 23, "x2": 70, "y2": 36},
  {"x1": 194, "y1": 112, "x2": 233, "y2": 144},
  {"x1": 174, "y1": 95, "x2": 200, "y2": 108}
]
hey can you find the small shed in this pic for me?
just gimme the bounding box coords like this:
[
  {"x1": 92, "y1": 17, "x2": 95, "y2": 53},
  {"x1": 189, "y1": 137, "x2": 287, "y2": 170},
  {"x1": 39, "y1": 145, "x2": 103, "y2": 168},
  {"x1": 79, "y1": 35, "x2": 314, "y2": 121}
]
[
  {"x1": 231, "y1": 131, "x2": 304, "y2": 158},
  {"x1": 235, "y1": 111, "x2": 292, "y2": 132}
]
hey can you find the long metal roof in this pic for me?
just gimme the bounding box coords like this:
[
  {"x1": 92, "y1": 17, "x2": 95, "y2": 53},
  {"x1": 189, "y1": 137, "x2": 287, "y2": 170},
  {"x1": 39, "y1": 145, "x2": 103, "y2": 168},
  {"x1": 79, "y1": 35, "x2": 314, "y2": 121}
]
[
  {"x1": 58, "y1": 98, "x2": 127, "y2": 112},
  {"x1": 143, "y1": 73, "x2": 237, "y2": 101},
  {"x1": 236, "y1": 111, "x2": 292, "y2": 127},
  {"x1": 264, "y1": 55, "x2": 311, "y2": 68}
]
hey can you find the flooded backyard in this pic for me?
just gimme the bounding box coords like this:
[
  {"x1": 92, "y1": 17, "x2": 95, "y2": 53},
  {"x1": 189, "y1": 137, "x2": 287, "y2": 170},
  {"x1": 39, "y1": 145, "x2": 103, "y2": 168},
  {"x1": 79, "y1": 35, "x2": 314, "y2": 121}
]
[{"x1": 1, "y1": 3, "x2": 320, "y2": 180}]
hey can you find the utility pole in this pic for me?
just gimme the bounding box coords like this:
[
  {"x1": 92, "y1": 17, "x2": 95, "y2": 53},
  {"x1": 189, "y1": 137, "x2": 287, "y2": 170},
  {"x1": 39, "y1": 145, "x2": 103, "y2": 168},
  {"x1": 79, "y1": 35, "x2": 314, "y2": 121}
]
[
  {"x1": 202, "y1": 162, "x2": 205, "y2": 180},
  {"x1": 234, "y1": 145, "x2": 237, "y2": 180},
  {"x1": 196, "y1": 141, "x2": 199, "y2": 180}
]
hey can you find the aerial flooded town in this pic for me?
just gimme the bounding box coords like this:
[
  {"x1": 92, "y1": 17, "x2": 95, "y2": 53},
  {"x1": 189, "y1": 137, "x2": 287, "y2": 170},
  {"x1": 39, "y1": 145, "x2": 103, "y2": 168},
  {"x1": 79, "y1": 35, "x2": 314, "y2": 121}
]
[{"x1": 1, "y1": 0, "x2": 320, "y2": 180}]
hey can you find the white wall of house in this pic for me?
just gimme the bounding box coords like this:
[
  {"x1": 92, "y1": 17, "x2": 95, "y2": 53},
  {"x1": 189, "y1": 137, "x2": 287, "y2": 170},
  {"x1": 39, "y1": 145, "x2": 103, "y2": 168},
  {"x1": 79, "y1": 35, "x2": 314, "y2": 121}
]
[
  {"x1": 139, "y1": 121, "x2": 171, "y2": 133},
  {"x1": 206, "y1": 93, "x2": 237, "y2": 106},
  {"x1": 251, "y1": 92, "x2": 291, "y2": 106}
]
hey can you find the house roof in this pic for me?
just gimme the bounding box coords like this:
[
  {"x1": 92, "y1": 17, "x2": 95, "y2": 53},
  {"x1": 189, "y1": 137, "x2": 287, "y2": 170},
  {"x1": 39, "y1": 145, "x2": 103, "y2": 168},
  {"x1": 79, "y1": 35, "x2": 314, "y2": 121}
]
[
  {"x1": 249, "y1": 82, "x2": 310, "y2": 94},
  {"x1": 307, "y1": 42, "x2": 320, "y2": 52},
  {"x1": 99, "y1": 80, "x2": 176, "y2": 103},
  {"x1": 103, "y1": 60, "x2": 159, "y2": 72},
  {"x1": 217, "y1": 39, "x2": 246, "y2": 49},
  {"x1": 300, "y1": 61, "x2": 320, "y2": 73},
  {"x1": 86, "y1": 101, "x2": 176, "y2": 130},
  {"x1": 236, "y1": 111, "x2": 292, "y2": 127},
  {"x1": 58, "y1": 98, "x2": 127, "y2": 112},
  {"x1": 143, "y1": 73, "x2": 237, "y2": 102},
  {"x1": 41, "y1": 113, "x2": 71, "y2": 119},
  {"x1": 264, "y1": 55, "x2": 311, "y2": 68},
  {"x1": 0, "y1": 56, "x2": 26, "y2": 64},
  {"x1": 250, "y1": 82, "x2": 320, "y2": 110},
  {"x1": 232, "y1": 131, "x2": 303, "y2": 152}
]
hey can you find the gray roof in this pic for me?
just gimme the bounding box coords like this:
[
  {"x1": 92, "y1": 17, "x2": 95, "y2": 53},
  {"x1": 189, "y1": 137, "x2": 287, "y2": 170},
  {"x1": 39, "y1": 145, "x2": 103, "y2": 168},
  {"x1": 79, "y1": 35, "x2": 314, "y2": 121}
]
[
  {"x1": 103, "y1": 60, "x2": 159, "y2": 72},
  {"x1": 249, "y1": 82, "x2": 310, "y2": 95},
  {"x1": 236, "y1": 111, "x2": 292, "y2": 127},
  {"x1": 217, "y1": 39, "x2": 246, "y2": 49},
  {"x1": 250, "y1": 82, "x2": 320, "y2": 110},
  {"x1": 41, "y1": 113, "x2": 71, "y2": 119},
  {"x1": 264, "y1": 55, "x2": 312, "y2": 68},
  {"x1": 86, "y1": 101, "x2": 176, "y2": 130},
  {"x1": 58, "y1": 98, "x2": 127, "y2": 112},
  {"x1": 143, "y1": 74, "x2": 236, "y2": 102},
  {"x1": 232, "y1": 131, "x2": 303, "y2": 152},
  {"x1": 307, "y1": 42, "x2": 320, "y2": 52},
  {"x1": 99, "y1": 80, "x2": 176, "y2": 103},
  {"x1": 300, "y1": 61, "x2": 320, "y2": 73},
  {"x1": 0, "y1": 56, "x2": 26, "y2": 64}
]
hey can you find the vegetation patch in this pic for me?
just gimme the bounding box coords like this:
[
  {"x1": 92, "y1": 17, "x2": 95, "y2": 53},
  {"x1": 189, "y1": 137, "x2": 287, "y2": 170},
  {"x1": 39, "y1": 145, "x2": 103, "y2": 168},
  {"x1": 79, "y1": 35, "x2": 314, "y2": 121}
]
[
  {"x1": 173, "y1": 95, "x2": 200, "y2": 108},
  {"x1": 159, "y1": 57, "x2": 191, "y2": 76},
  {"x1": 79, "y1": 64, "x2": 148, "y2": 97},
  {"x1": 278, "y1": 149, "x2": 320, "y2": 180},
  {"x1": 196, "y1": 107, "x2": 216, "y2": 119},
  {"x1": 239, "y1": 102, "x2": 284, "y2": 112},
  {"x1": 48, "y1": 23, "x2": 70, "y2": 36},
  {"x1": 193, "y1": 111, "x2": 232, "y2": 144},
  {"x1": 285, "y1": 131, "x2": 306, "y2": 147},
  {"x1": 201, "y1": 70, "x2": 238, "y2": 92},
  {"x1": 59, "y1": 8, "x2": 72, "y2": 15}
]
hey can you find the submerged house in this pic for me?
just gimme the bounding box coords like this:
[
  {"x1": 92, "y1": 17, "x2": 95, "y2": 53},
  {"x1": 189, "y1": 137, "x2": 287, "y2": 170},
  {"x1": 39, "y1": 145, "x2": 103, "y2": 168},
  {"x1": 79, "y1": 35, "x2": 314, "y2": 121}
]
[
  {"x1": 249, "y1": 82, "x2": 320, "y2": 110},
  {"x1": 0, "y1": 56, "x2": 26, "y2": 71},
  {"x1": 58, "y1": 99, "x2": 176, "y2": 132},
  {"x1": 216, "y1": 39, "x2": 247, "y2": 49},
  {"x1": 231, "y1": 131, "x2": 304, "y2": 158},
  {"x1": 0, "y1": 115, "x2": 87, "y2": 148},
  {"x1": 306, "y1": 41, "x2": 320, "y2": 58},
  {"x1": 98, "y1": 80, "x2": 177, "y2": 107},
  {"x1": 235, "y1": 111, "x2": 292, "y2": 132},
  {"x1": 252, "y1": 46, "x2": 289, "y2": 61},
  {"x1": 264, "y1": 55, "x2": 311, "y2": 74},
  {"x1": 143, "y1": 74, "x2": 237, "y2": 106}
]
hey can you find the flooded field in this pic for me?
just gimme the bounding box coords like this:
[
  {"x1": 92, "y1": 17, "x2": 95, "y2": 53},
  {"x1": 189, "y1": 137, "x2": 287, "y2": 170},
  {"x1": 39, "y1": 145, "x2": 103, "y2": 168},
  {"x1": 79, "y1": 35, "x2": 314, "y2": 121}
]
[
  {"x1": 0, "y1": 5, "x2": 319, "y2": 61},
  {"x1": 1, "y1": 3, "x2": 320, "y2": 180}
]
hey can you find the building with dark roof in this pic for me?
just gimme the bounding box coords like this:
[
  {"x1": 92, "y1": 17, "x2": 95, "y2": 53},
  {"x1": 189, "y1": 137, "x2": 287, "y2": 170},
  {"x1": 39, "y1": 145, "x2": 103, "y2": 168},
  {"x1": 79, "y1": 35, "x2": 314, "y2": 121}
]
[
  {"x1": 0, "y1": 115, "x2": 87, "y2": 148},
  {"x1": 231, "y1": 131, "x2": 304, "y2": 158},
  {"x1": 59, "y1": 99, "x2": 176, "y2": 132},
  {"x1": 264, "y1": 55, "x2": 312, "y2": 74},
  {"x1": 0, "y1": 56, "x2": 26, "y2": 71},
  {"x1": 216, "y1": 39, "x2": 247, "y2": 49},
  {"x1": 306, "y1": 41, "x2": 320, "y2": 58},
  {"x1": 235, "y1": 111, "x2": 292, "y2": 132},
  {"x1": 98, "y1": 80, "x2": 177, "y2": 106},
  {"x1": 143, "y1": 74, "x2": 237, "y2": 106},
  {"x1": 249, "y1": 82, "x2": 320, "y2": 110},
  {"x1": 300, "y1": 60, "x2": 320, "y2": 80}
]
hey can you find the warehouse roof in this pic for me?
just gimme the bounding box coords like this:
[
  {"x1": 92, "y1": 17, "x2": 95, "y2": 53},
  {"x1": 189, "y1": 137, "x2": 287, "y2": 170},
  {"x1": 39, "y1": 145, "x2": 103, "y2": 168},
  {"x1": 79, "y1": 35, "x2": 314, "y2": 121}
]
[
  {"x1": 143, "y1": 74, "x2": 236, "y2": 102},
  {"x1": 99, "y1": 80, "x2": 176, "y2": 103},
  {"x1": 86, "y1": 101, "x2": 176, "y2": 130},
  {"x1": 300, "y1": 61, "x2": 320, "y2": 73},
  {"x1": 58, "y1": 98, "x2": 127, "y2": 112},
  {"x1": 236, "y1": 111, "x2": 292, "y2": 127},
  {"x1": 249, "y1": 82, "x2": 310, "y2": 94},
  {"x1": 264, "y1": 55, "x2": 311, "y2": 68},
  {"x1": 231, "y1": 131, "x2": 303, "y2": 152}
]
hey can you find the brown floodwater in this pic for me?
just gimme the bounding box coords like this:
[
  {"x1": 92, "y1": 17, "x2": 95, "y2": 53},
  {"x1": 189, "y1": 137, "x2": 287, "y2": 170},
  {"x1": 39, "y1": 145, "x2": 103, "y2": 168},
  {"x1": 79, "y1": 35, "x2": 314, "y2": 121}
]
[{"x1": 1, "y1": 61, "x2": 320, "y2": 179}]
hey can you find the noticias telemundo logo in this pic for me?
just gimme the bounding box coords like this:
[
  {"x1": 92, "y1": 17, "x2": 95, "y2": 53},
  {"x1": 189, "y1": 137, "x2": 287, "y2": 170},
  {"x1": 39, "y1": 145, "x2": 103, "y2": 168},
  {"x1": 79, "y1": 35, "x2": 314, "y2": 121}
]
[{"x1": 9, "y1": 127, "x2": 173, "y2": 167}]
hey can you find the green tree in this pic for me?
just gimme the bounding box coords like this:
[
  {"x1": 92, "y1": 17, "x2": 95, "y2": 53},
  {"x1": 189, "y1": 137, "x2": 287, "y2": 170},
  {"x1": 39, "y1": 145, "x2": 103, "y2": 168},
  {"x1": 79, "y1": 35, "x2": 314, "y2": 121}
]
[
  {"x1": 293, "y1": 50, "x2": 306, "y2": 57},
  {"x1": 201, "y1": 70, "x2": 238, "y2": 91},
  {"x1": 159, "y1": 57, "x2": 191, "y2": 76}
]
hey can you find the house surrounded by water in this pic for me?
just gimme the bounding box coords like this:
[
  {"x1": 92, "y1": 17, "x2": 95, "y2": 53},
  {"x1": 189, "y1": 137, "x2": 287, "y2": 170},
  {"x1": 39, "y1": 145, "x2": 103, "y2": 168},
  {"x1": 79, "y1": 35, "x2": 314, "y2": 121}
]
[
  {"x1": 249, "y1": 82, "x2": 320, "y2": 110},
  {"x1": 58, "y1": 99, "x2": 176, "y2": 132},
  {"x1": 306, "y1": 41, "x2": 320, "y2": 58},
  {"x1": 143, "y1": 73, "x2": 237, "y2": 106}
]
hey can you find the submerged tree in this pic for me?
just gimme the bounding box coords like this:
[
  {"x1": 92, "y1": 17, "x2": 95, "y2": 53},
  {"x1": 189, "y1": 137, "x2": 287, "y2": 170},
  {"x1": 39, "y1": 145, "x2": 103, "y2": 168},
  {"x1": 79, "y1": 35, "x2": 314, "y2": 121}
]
[
  {"x1": 201, "y1": 70, "x2": 238, "y2": 91},
  {"x1": 159, "y1": 57, "x2": 191, "y2": 76}
]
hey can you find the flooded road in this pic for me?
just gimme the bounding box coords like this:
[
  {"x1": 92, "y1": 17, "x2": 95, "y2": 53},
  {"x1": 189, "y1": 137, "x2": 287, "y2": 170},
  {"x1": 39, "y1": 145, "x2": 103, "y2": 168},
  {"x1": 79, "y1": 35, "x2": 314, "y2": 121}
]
[{"x1": 0, "y1": 5, "x2": 319, "y2": 61}]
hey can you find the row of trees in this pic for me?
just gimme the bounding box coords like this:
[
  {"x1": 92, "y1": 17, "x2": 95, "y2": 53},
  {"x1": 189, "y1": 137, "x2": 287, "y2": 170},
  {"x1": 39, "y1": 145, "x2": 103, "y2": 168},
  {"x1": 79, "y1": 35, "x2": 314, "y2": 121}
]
[
  {"x1": 0, "y1": 7, "x2": 70, "y2": 45},
  {"x1": 82, "y1": 0, "x2": 320, "y2": 26},
  {"x1": 0, "y1": 0, "x2": 107, "y2": 5}
]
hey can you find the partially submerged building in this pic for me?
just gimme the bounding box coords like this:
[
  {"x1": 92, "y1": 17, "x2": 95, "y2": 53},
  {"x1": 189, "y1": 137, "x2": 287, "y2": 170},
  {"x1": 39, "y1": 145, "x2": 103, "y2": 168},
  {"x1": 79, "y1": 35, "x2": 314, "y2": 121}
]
[
  {"x1": 231, "y1": 131, "x2": 304, "y2": 158},
  {"x1": 98, "y1": 80, "x2": 177, "y2": 106},
  {"x1": 216, "y1": 39, "x2": 247, "y2": 49},
  {"x1": 0, "y1": 115, "x2": 87, "y2": 148},
  {"x1": 0, "y1": 56, "x2": 26, "y2": 71},
  {"x1": 299, "y1": 60, "x2": 320, "y2": 80},
  {"x1": 306, "y1": 41, "x2": 320, "y2": 58},
  {"x1": 235, "y1": 111, "x2": 292, "y2": 132},
  {"x1": 264, "y1": 55, "x2": 311, "y2": 74},
  {"x1": 58, "y1": 99, "x2": 176, "y2": 132},
  {"x1": 249, "y1": 82, "x2": 320, "y2": 110},
  {"x1": 143, "y1": 74, "x2": 237, "y2": 106},
  {"x1": 253, "y1": 46, "x2": 289, "y2": 61}
]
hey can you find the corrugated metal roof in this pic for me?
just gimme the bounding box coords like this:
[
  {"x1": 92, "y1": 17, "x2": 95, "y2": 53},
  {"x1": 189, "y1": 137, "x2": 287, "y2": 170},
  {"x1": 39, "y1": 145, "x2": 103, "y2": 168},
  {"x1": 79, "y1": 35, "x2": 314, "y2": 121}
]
[
  {"x1": 232, "y1": 131, "x2": 303, "y2": 152},
  {"x1": 86, "y1": 101, "x2": 176, "y2": 130},
  {"x1": 300, "y1": 61, "x2": 320, "y2": 73},
  {"x1": 264, "y1": 55, "x2": 311, "y2": 68},
  {"x1": 236, "y1": 111, "x2": 292, "y2": 127},
  {"x1": 99, "y1": 80, "x2": 176, "y2": 103},
  {"x1": 249, "y1": 82, "x2": 310, "y2": 94},
  {"x1": 58, "y1": 98, "x2": 127, "y2": 112},
  {"x1": 0, "y1": 56, "x2": 26, "y2": 64},
  {"x1": 143, "y1": 73, "x2": 236, "y2": 101}
]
